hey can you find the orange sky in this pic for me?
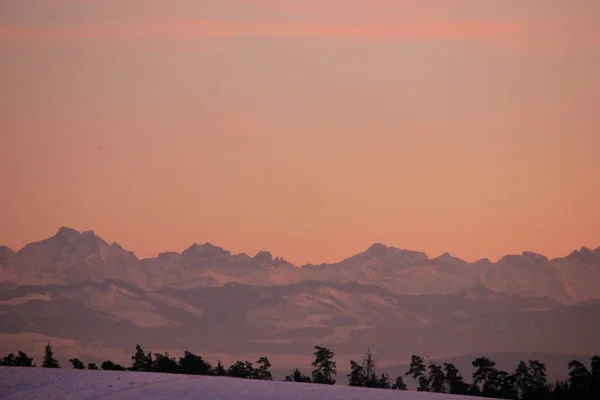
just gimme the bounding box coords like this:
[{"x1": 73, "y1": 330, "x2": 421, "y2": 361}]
[{"x1": 1, "y1": 0, "x2": 599, "y2": 265}]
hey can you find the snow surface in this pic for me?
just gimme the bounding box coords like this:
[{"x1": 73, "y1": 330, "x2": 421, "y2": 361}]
[{"x1": 0, "y1": 367, "x2": 487, "y2": 400}]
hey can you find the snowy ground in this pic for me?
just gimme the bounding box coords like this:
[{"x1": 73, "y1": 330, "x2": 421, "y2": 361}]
[{"x1": 0, "y1": 367, "x2": 486, "y2": 400}]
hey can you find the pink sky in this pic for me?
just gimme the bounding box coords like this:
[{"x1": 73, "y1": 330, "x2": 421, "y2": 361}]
[{"x1": 1, "y1": 0, "x2": 599, "y2": 265}]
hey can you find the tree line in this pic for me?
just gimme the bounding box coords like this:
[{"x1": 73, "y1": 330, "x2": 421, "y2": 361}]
[{"x1": 1, "y1": 343, "x2": 598, "y2": 399}]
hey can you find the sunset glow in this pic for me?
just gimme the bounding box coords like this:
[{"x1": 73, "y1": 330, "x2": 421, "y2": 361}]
[{"x1": 1, "y1": 0, "x2": 599, "y2": 265}]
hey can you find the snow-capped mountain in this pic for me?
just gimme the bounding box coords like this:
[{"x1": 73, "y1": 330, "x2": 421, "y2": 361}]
[
  {"x1": 1, "y1": 227, "x2": 599, "y2": 304},
  {"x1": 1, "y1": 227, "x2": 599, "y2": 376}
]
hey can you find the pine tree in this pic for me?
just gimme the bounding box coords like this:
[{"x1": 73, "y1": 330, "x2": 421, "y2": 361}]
[
  {"x1": 311, "y1": 346, "x2": 337, "y2": 385},
  {"x1": 69, "y1": 358, "x2": 85, "y2": 369},
  {"x1": 17, "y1": 351, "x2": 34, "y2": 367},
  {"x1": 363, "y1": 348, "x2": 375, "y2": 379},
  {"x1": 130, "y1": 345, "x2": 152, "y2": 372},
  {"x1": 214, "y1": 360, "x2": 227, "y2": 376},
  {"x1": 42, "y1": 342, "x2": 60, "y2": 368},
  {"x1": 406, "y1": 355, "x2": 429, "y2": 391},
  {"x1": 101, "y1": 360, "x2": 126, "y2": 371},
  {"x1": 178, "y1": 351, "x2": 213, "y2": 375},
  {"x1": 392, "y1": 376, "x2": 408, "y2": 390},
  {"x1": 152, "y1": 352, "x2": 178, "y2": 373},
  {"x1": 285, "y1": 368, "x2": 312, "y2": 383},
  {"x1": 254, "y1": 357, "x2": 273, "y2": 380},
  {"x1": 428, "y1": 362, "x2": 446, "y2": 393},
  {"x1": 444, "y1": 363, "x2": 468, "y2": 395},
  {"x1": 347, "y1": 360, "x2": 366, "y2": 387}
]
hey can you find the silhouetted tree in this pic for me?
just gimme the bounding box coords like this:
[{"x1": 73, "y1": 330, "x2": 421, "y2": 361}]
[
  {"x1": 1, "y1": 353, "x2": 17, "y2": 366},
  {"x1": 428, "y1": 362, "x2": 446, "y2": 393},
  {"x1": 375, "y1": 373, "x2": 392, "y2": 389},
  {"x1": 363, "y1": 348, "x2": 375, "y2": 379},
  {"x1": 497, "y1": 370, "x2": 518, "y2": 399},
  {"x1": 444, "y1": 363, "x2": 468, "y2": 395},
  {"x1": 285, "y1": 368, "x2": 312, "y2": 383},
  {"x1": 178, "y1": 351, "x2": 212, "y2": 375},
  {"x1": 227, "y1": 360, "x2": 254, "y2": 379},
  {"x1": 254, "y1": 356, "x2": 272, "y2": 380},
  {"x1": 214, "y1": 360, "x2": 226, "y2": 376},
  {"x1": 101, "y1": 360, "x2": 126, "y2": 371},
  {"x1": 551, "y1": 380, "x2": 570, "y2": 400},
  {"x1": 472, "y1": 357, "x2": 501, "y2": 397},
  {"x1": 16, "y1": 351, "x2": 34, "y2": 367},
  {"x1": 567, "y1": 357, "x2": 600, "y2": 400},
  {"x1": 42, "y1": 343, "x2": 60, "y2": 368},
  {"x1": 392, "y1": 376, "x2": 408, "y2": 390},
  {"x1": 591, "y1": 356, "x2": 600, "y2": 399},
  {"x1": 406, "y1": 355, "x2": 429, "y2": 391},
  {"x1": 130, "y1": 345, "x2": 153, "y2": 372},
  {"x1": 347, "y1": 360, "x2": 366, "y2": 387},
  {"x1": 515, "y1": 360, "x2": 550, "y2": 400},
  {"x1": 311, "y1": 346, "x2": 337, "y2": 385},
  {"x1": 87, "y1": 362, "x2": 98, "y2": 370},
  {"x1": 152, "y1": 352, "x2": 178, "y2": 373},
  {"x1": 69, "y1": 358, "x2": 85, "y2": 369}
]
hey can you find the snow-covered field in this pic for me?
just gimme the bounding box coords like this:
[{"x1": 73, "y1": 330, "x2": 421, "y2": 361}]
[{"x1": 0, "y1": 367, "x2": 487, "y2": 400}]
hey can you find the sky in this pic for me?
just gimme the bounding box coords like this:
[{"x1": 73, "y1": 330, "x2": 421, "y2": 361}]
[{"x1": 1, "y1": 0, "x2": 599, "y2": 265}]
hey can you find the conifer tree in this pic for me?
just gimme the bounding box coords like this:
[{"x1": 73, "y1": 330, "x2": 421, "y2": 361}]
[
  {"x1": 42, "y1": 342, "x2": 60, "y2": 368},
  {"x1": 311, "y1": 346, "x2": 337, "y2": 385}
]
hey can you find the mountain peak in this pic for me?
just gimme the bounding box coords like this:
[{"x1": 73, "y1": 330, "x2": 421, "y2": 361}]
[
  {"x1": 56, "y1": 226, "x2": 81, "y2": 238},
  {"x1": 0, "y1": 246, "x2": 15, "y2": 264},
  {"x1": 182, "y1": 242, "x2": 230, "y2": 259},
  {"x1": 522, "y1": 251, "x2": 548, "y2": 262},
  {"x1": 253, "y1": 250, "x2": 273, "y2": 262},
  {"x1": 367, "y1": 243, "x2": 388, "y2": 252},
  {"x1": 567, "y1": 246, "x2": 600, "y2": 264},
  {"x1": 433, "y1": 252, "x2": 465, "y2": 263}
]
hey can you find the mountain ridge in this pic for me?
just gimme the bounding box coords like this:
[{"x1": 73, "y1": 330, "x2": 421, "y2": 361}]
[
  {"x1": 1, "y1": 227, "x2": 600, "y2": 304},
  {"x1": 4, "y1": 226, "x2": 599, "y2": 267}
]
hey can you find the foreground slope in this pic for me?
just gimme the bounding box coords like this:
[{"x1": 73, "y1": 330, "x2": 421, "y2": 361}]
[{"x1": 0, "y1": 367, "x2": 486, "y2": 400}]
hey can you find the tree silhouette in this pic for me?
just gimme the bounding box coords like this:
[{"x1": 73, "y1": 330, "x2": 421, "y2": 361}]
[
  {"x1": 214, "y1": 360, "x2": 226, "y2": 376},
  {"x1": 101, "y1": 360, "x2": 126, "y2": 371},
  {"x1": 472, "y1": 357, "x2": 501, "y2": 396},
  {"x1": 1, "y1": 353, "x2": 17, "y2": 366},
  {"x1": 254, "y1": 356, "x2": 273, "y2": 380},
  {"x1": 444, "y1": 363, "x2": 468, "y2": 395},
  {"x1": 567, "y1": 357, "x2": 600, "y2": 400},
  {"x1": 375, "y1": 373, "x2": 391, "y2": 389},
  {"x1": 406, "y1": 355, "x2": 429, "y2": 391},
  {"x1": 69, "y1": 358, "x2": 85, "y2": 369},
  {"x1": 42, "y1": 343, "x2": 60, "y2": 368},
  {"x1": 16, "y1": 351, "x2": 34, "y2": 367},
  {"x1": 428, "y1": 362, "x2": 446, "y2": 393},
  {"x1": 178, "y1": 351, "x2": 212, "y2": 375},
  {"x1": 285, "y1": 368, "x2": 312, "y2": 383},
  {"x1": 363, "y1": 348, "x2": 375, "y2": 379},
  {"x1": 392, "y1": 376, "x2": 408, "y2": 390},
  {"x1": 130, "y1": 345, "x2": 153, "y2": 372},
  {"x1": 311, "y1": 346, "x2": 337, "y2": 385},
  {"x1": 227, "y1": 360, "x2": 254, "y2": 379},
  {"x1": 152, "y1": 352, "x2": 178, "y2": 373},
  {"x1": 347, "y1": 360, "x2": 366, "y2": 387},
  {"x1": 87, "y1": 362, "x2": 98, "y2": 370}
]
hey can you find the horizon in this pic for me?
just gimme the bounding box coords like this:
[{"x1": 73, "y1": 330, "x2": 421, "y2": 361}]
[
  {"x1": 4, "y1": 225, "x2": 599, "y2": 266},
  {"x1": 2, "y1": 0, "x2": 599, "y2": 266}
]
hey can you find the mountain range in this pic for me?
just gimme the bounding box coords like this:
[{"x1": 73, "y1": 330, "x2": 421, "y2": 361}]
[{"x1": 1, "y1": 227, "x2": 599, "y2": 379}]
